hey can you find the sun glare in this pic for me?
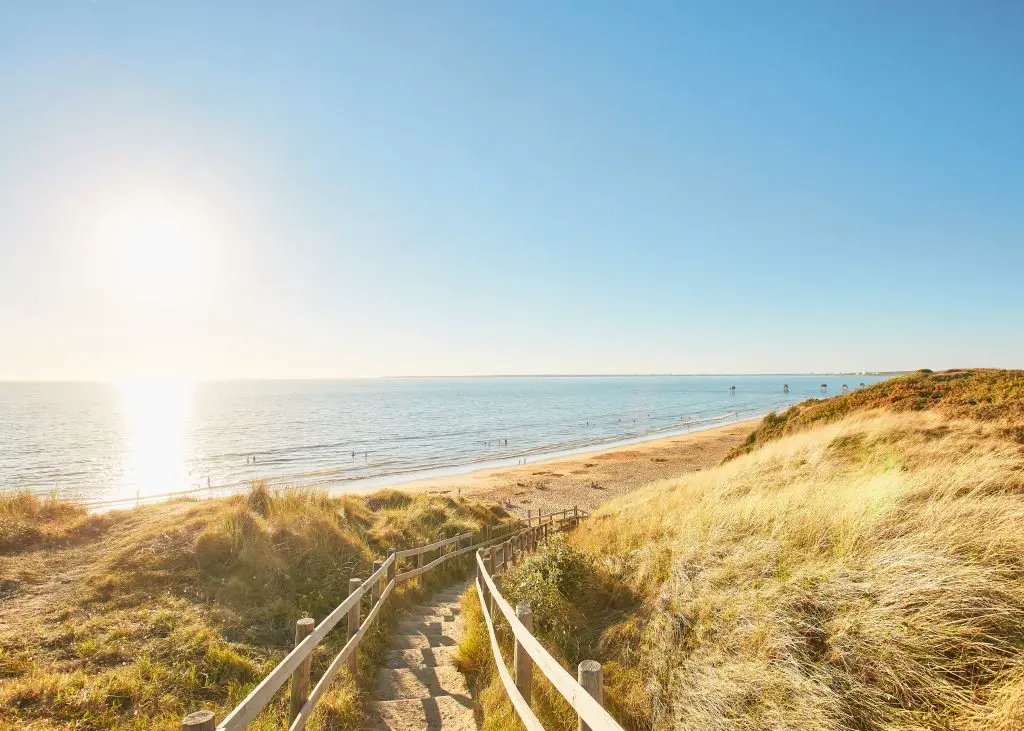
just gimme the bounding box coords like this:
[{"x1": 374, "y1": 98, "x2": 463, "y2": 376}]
[
  {"x1": 103, "y1": 203, "x2": 208, "y2": 299},
  {"x1": 117, "y1": 377, "x2": 194, "y2": 500}
]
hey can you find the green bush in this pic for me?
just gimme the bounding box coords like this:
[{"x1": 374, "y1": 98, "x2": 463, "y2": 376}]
[{"x1": 501, "y1": 541, "x2": 597, "y2": 657}]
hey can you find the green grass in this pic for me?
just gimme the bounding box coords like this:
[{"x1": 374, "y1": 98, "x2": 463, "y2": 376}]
[
  {"x1": 0, "y1": 484, "x2": 508, "y2": 730},
  {"x1": 456, "y1": 540, "x2": 643, "y2": 731}
]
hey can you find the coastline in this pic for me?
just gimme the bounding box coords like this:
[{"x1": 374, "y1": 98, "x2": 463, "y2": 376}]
[
  {"x1": 83, "y1": 413, "x2": 763, "y2": 510},
  {"x1": 389, "y1": 417, "x2": 758, "y2": 518}
]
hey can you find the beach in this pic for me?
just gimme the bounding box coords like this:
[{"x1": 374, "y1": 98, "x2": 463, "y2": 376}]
[{"x1": 398, "y1": 418, "x2": 758, "y2": 517}]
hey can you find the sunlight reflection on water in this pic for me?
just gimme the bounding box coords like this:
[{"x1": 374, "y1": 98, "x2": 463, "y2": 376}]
[{"x1": 118, "y1": 378, "x2": 194, "y2": 501}]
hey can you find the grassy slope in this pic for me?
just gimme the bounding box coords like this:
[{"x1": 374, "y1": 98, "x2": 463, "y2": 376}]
[
  {"x1": 0, "y1": 485, "x2": 506, "y2": 730},
  {"x1": 728, "y1": 368, "x2": 1024, "y2": 459},
  {"x1": 460, "y1": 369, "x2": 1024, "y2": 731}
]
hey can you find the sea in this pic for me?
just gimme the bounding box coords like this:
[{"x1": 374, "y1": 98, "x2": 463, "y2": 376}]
[{"x1": 0, "y1": 374, "x2": 891, "y2": 507}]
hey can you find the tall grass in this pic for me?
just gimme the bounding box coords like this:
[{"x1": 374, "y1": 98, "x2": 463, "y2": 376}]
[
  {"x1": 461, "y1": 405, "x2": 1024, "y2": 730},
  {"x1": 570, "y1": 409, "x2": 1024, "y2": 730},
  {"x1": 0, "y1": 484, "x2": 507, "y2": 730},
  {"x1": 727, "y1": 367, "x2": 1024, "y2": 459},
  {"x1": 0, "y1": 490, "x2": 108, "y2": 552}
]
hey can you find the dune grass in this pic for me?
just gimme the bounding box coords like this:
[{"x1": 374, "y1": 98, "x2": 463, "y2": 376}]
[
  {"x1": 567, "y1": 409, "x2": 1024, "y2": 730},
  {"x1": 0, "y1": 484, "x2": 507, "y2": 730},
  {"x1": 460, "y1": 369, "x2": 1024, "y2": 731},
  {"x1": 0, "y1": 489, "x2": 110, "y2": 553},
  {"x1": 728, "y1": 367, "x2": 1024, "y2": 459}
]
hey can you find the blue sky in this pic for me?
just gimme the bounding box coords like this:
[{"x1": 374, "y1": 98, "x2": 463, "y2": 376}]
[{"x1": 1, "y1": 2, "x2": 1021, "y2": 379}]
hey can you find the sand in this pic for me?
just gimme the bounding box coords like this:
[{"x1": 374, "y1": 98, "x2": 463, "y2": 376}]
[{"x1": 398, "y1": 419, "x2": 757, "y2": 518}]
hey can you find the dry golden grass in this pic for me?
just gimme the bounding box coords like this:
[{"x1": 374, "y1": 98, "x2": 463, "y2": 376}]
[
  {"x1": 0, "y1": 490, "x2": 110, "y2": 552},
  {"x1": 728, "y1": 367, "x2": 1024, "y2": 459},
  {"x1": 459, "y1": 402, "x2": 1024, "y2": 731},
  {"x1": 570, "y1": 409, "x2": 1024, "y2": 730},
  {"x1": 0, "y1": 484, "x2": 507, "y2": 730}
]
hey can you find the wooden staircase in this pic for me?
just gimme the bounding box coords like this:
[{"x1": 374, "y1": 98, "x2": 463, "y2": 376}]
[{"x1": 367, "y1": 582, "x2": 475, "y2": 731}]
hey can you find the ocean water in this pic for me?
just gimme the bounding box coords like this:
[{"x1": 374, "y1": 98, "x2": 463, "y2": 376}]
[{"x1": 0, "y1": 375, "x2": 890, "y2": 506}]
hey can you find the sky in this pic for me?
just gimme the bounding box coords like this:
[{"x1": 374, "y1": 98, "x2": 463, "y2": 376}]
[{"x1": 1, "y1": 2, "x2": 1022, "y2": 380}]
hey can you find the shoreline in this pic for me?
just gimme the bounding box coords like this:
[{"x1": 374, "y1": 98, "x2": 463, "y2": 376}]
[
  {"x1": 332, "y1": 411, "x2": 755, "y2": 494},
  {"x1": 82, "y1": 414, "x2": 761, "y2": 510},
  {"x1": 388, "y1": 417, "x2": 758, "y2": 518}
]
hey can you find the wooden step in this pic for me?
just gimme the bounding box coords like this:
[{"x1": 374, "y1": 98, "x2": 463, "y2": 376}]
[
  {"x1": 391, "y1": 633, "x2": 457, "y2": 650},
  {"x1": 398, "y1": 614, "x2": 448, "y2": 625},
  {"x1": 383, "y1": 646, "x2": 456, "y2": 670},
  {"x1": 411, "y1": 604, "x2": 461, "y2": 616},
  {"x1": 373, "y1": 665, "x2": 470, "y2": 701},
  {"x1": 367, "y1": 696, "x2": 475, "y2": 731},
  {"x1": 397, "y1": 619, "x2": 460, "y2": 636}
]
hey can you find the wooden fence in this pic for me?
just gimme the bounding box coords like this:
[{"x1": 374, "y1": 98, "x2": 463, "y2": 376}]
[
  {"x1": 180, "y1": 519, "x2": 534, "y2": 731},
  {"x1": 475, "y1": 507, "x2": 625, "y2": 731}
]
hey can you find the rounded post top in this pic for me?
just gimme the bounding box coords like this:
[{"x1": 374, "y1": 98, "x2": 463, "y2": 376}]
[
  {"x1": 348, "y1": 577, "x2": 362, "y2": 593},
  {"x1": 296, "y1": 617, "x2": 314, "y2": 629},
  {"x1": 181, "y1": 709, "x2": 215, "y2": 730},
  {"x1": 578, "y1": 659, "x2": 602, "y2": 674}
]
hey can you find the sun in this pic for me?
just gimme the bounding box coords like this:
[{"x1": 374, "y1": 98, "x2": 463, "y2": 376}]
[{"x1": 105, "y1": 203, "x2": 207, "y2": 298}]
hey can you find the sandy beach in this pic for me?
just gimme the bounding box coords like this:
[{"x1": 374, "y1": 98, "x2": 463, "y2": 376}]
[{"x1": 399, "y1": 418, "x2": 758, "y2": 517}]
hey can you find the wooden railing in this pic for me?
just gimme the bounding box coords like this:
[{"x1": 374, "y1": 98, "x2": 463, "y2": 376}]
[
  {"x1": 475, "y1": 507, "x2": 624, "y2": 731},
  {"x1": 524, "y1": 506, "x2": 582, "y2": 527},
  {"x1": 180, "y1": 522, "x2": 526, "y2": 731}
]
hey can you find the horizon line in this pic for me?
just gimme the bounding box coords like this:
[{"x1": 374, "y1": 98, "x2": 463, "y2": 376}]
[{"x1": 0, "y1": 370, "x2": 911, "y2": 384}]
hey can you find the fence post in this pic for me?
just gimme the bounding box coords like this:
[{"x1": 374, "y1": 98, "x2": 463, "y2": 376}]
[
  {"x1": 486, "y1": 546, "x2": 497, "y2": 615},
  {"x1": 577, "y1": 661, "x2": 604, "y2": 731},
  {"x1": 527, "y1": 508, "x2": 531, "y2": 525},
  {"x1": 387, "y1": 549, "x2": 397, "y2": 585},
  {"x1": 347, "y1": 578, "x2": 362, "y2": 674},
  {"x1": 181, "y1": 711, "x2": 215, "y2": 730},
  {"x1": 288, "y1": 617, "x2": 315, "y2": 722},
  {"x1": 515, "y1": 603, "x2": 534, "y2": 705},
  {"x1": 371, "y1": 560, "x2": 382, "y2": 606},
  {"x1": 508, "y1": 536, "x2": 516, "y2": 565},
  {"x1": 574, "y1": 505, "x2": 579, "y2": 520}
]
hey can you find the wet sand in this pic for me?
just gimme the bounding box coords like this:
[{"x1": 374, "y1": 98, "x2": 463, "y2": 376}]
[{"x1": 399, "y1": 419, "x2": 757, "y2": 518}]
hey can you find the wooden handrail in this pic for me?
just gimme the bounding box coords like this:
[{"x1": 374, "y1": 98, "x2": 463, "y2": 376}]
[
  {"x1": 475, "y1": 575, "x2": 544, "y2": 731},
  {"x1": 475, "y1": 510, "x2": 619, "y2": 731},
  {"x1": 395, "y1": 531, "x2": 472, "y2": 559},
  {"x1": 203, "y1": 521, "x2": 524, "y2": 730},
  {"x1": 287, "y1": 575, "x2": 396, "y2": 731},
  {"x1": 216, "y1": 553, "x2": 395, "y2": 730}
]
